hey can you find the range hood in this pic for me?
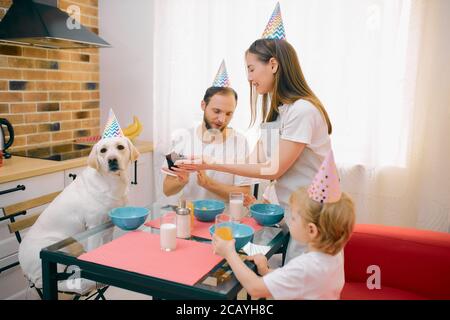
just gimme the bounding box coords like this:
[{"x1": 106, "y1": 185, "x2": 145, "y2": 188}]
[{"x1": 0, "y1": 0, "x2": 110, "y2": 49}]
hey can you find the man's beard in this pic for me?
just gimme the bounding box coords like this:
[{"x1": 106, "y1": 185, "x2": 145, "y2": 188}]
[{"x1": 203, "y1": 114, "x2": 225, "y2": 132}]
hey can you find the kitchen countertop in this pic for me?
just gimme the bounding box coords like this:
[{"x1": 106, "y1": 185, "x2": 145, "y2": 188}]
[{"x1": 0, "y1": 140, "x2": 153, "y2": 184}]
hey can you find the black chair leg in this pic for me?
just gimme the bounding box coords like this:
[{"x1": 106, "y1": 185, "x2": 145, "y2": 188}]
[
  {"x1": 83, "y1": 285, "x2": 108, "y2": 300},
  {"x1": 30, "y1": 280, "x2": 108, "y2": 300},
  {"x1": 94, "y1": 286, "x2": 108, "y2": 300},
  {"x1": 34, "y1": 287, "x2": 44, "y2": 300},
  {"x1": 272, "y1": 233, "x2": 290, "y2": 266},
  {"x1": 281, "y1": 236, "x2": 290, "y2": 265}
]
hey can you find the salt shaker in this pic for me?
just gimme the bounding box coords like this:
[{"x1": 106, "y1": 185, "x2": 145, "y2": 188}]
[{"x1": 176, "y1": 207, "x2": 191, "y2": 239}]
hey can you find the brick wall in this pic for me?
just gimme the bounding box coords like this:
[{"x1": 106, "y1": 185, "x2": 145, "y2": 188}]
[{"x1": 0, "y1": 0, "x2": 100, "y2": 151}]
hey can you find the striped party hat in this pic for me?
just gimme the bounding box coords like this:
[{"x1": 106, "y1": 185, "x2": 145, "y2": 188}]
[
  {"x1": 307, "y1": 150, "x2": 342, "y2": 203},
  {"x1": 102, "y1": 109, "x2": 124, "y2": 139},
  {"x1": 262, "y1": 2, "x2": 286, "y2": 40},
  {"x1": 212, "y1": 60, "x2": 230, "y2": 87}
]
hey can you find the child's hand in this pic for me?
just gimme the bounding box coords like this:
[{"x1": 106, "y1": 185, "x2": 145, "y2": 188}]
[
  {"x1": 212, "y1": 234, "x2": 235, "y2": 258},
  {"x1": 246, "y1": 254, "x2": 269, "y2": 276}
]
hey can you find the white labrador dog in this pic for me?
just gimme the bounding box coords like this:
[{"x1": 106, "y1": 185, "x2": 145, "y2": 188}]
[{"x1": 19, "y1": 137, "x2": 139, "y2": 290}]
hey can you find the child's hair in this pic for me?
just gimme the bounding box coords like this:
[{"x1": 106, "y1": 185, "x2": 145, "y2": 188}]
[{"x1": 289, "y1": 187, "x2": 355, "y2": 255}]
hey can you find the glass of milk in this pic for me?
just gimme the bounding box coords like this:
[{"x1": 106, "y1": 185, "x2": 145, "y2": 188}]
[
  {"x1": 160, "y1": 212, "x2": 177, "y2": 251},
  {"x1": 229, "y1": 192, "x2": 244, "y2": 222}
]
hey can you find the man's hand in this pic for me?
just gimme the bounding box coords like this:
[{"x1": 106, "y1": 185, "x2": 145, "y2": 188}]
[
  {"x1": 246, "y1": 254, "x2": 270, "y2": 276},
  {"x1": 176, "y1": 171, "x2": 189, "y2": 185},
  {"x1": 197, "y1": 170, "x2": 213, "y2": 189},
  {"x1": 169, "y1": 167, "x2": 190, "y2": 185}
]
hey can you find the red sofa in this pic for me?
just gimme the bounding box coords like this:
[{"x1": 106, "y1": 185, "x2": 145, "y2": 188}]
[{"x1": 341, "y1": 224, "x2": 450, "y2": 300}]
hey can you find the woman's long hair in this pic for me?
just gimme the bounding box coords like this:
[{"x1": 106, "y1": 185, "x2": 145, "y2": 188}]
[{"x1": 247, "y1": 39, "x2": 332, "y2": 134}]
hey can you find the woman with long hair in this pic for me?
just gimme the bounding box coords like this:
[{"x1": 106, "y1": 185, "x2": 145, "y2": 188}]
[{"x1": 178, "y1": 4, "x2": 332, "y2": 262}]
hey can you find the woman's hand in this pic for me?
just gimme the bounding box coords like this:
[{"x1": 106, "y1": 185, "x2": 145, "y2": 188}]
[
  {"x1": 175, "y1": 155, "x2": 214, "y2": 172},
  {"x1": 212, "y1": 234, "x2": 236, "y2": 258},
  {"x1": 246, "y1": 254, "x2": 270, "y2": 276}
]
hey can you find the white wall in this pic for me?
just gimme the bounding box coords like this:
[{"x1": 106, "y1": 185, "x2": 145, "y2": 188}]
[{"x1": 99, "y1": 0, "x2": 154, "y2": 141}]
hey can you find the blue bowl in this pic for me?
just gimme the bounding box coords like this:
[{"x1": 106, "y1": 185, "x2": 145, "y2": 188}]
[
  {"x1": 250, "y1": 203, "x2": 284, "y2": 226},
  {"x1": 109, "y1": 206, "x2": 150, "y2": 231},
  {"x1": 209, "y1": 223, "x2": 254, "y2": 250},
  {"x1": 193, "y1": 199, "x2": 225, "y2": 222}
]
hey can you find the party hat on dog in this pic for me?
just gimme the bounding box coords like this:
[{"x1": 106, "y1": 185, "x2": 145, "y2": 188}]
[
  {"x1": 262, "y1": 2, "x2": 286, "y2": 40},
  {"x1": 307, "y1": 150, "x2": 342, "y2": 203},
  {"x1": 102, "y1": 109, "x2": 124, "y2": 139},
  {"x1": 212, "y1": 59, "x2": 231, "y2": 87}
]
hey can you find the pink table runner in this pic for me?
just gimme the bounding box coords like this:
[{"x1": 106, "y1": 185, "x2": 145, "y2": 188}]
[
  {"x1": 78, "y1": 231, "x2": 223, "y2": 286},
  {"x1": 145, "y1": 212, "x2": 263, "y2": 240}
]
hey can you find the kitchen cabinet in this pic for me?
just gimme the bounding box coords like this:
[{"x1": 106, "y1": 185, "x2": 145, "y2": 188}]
[
  {"x1": 0, "y1": 172, "x2": 64, "y2": 264},
  {"x1": 0, "y1": 172, "x2": 64, "y2": 299},
  {"x1": 63, "y1": 166, "x2": 86, "y2": 186}
]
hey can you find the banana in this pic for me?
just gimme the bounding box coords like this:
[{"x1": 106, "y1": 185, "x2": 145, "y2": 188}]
[
  {"x1": 122, "y1": 116, "x2": 139, "y2": 136},
  {"x1": 124, "y1": 116, "x2": 143, "y2": 141},
  {"x1": 128, "y1": 119, "x2": 142, "y2": 140}
]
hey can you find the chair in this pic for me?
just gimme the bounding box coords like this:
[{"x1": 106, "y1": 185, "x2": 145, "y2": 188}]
[
  {"x1": 1, "y1": 191, "x2": 108, "y2": 300},
  {"x1": 341, "y1": 224, "x2": 450, "y2": 300}
]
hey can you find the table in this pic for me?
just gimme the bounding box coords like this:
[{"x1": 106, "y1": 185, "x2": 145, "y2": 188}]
[{"x1": 40, "y1": 203, "x2": 290, "y2": 300}]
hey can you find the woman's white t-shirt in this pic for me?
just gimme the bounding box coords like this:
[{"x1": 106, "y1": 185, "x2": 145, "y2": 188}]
[
  {"x1": 268, "y1": 99, "x2": 331, "y2": 207},
  {"x1": 263, "y1": 251, "x2": 345, "y2": 300},
  {"x1": 260, "y1": 99, "x2": 331, "y2": 261}
]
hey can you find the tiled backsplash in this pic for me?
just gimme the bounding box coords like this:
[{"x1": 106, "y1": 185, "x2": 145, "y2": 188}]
[{"x1": 0, "y1": 0, "x2": 100, "y2": 151}]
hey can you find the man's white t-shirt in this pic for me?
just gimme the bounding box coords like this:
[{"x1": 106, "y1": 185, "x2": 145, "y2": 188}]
[
  {"x1": 260, "y1": 99, "x2": 331, "y2": 261},
  {"x1": 263, "y1": 251, "x2": 345, "y2": 300},
  {"x1": 165, "y1": 127, "x2": 254, "y2": 200}
]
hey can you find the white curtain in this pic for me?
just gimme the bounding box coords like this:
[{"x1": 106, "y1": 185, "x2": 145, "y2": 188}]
[{"x1": 152, "y1": 0, "x2": 450, "y2": 232}]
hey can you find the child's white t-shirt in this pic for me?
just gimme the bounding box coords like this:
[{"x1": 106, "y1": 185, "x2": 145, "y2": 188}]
[{"x1": 263, "y1": 250, "x2": 345, "y2": 300}]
